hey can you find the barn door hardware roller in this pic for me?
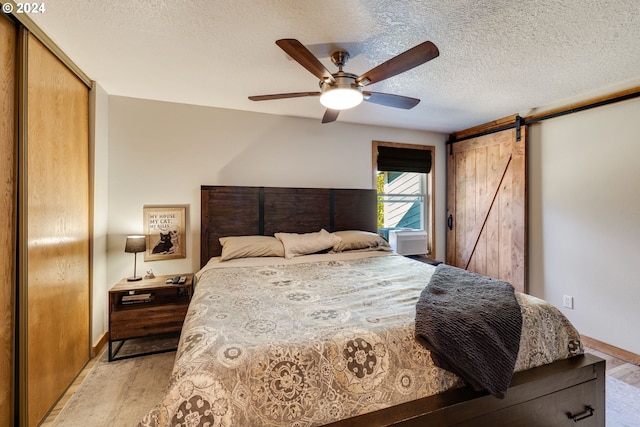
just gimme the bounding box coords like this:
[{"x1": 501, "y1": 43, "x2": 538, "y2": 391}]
[{"x1": 515, "y1": 115, "x2": 523, "y2": 141}]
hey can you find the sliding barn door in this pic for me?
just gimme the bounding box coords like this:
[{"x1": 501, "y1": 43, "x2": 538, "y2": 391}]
[
  {"x1": 446, "y1": 127, "x2": 527, "y2": 292},
  {"x1": 0, "y1": 16, "x2": 17, "y2": 427},
  {"x1": 23, "y1": 33, "x2": 90, "y2": 427}
]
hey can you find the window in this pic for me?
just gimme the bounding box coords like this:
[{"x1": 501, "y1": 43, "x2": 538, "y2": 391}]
[{"x1": 373, "y1": 141, "x2": 435, "y2": 255}]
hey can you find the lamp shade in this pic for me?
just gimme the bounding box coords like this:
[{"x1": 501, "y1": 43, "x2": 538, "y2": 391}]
[
  {"x1": 125, "y1": 235, "x2": 147, "y2": 253},
  {"x1": 319, "y1": 87, "x2": 363, "y2": 110}
]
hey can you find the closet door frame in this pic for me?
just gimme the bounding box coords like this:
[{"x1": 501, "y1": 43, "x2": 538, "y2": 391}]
[{"x1": 0, "y1": 13, "x2": 17, "y2": 427}]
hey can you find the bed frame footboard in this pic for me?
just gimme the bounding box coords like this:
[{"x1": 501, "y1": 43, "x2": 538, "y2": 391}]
[{"x1": 326, "y1": 353, "x2": 605, "y2": 427}]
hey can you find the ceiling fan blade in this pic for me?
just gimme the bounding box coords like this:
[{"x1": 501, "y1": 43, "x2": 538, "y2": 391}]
[
  {"x1": 322, "y1": 109, "x2": 340, "y2": 123},
  {"x1": 356, "y1": 41, "x2": 439, "y2": 86},
  {"x1": 363, "y1": 91, "x2": 420, "y2": 109},
  {"x1": 276, "y1": 39, "x2": 335, "y2": 83},
  {"x1": 248, "y1": 92, "x2": 320, "y2": 101}
]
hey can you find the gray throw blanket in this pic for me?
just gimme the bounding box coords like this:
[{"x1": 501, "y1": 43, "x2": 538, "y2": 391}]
[{"x1": 415, "y1": 264, "x2": 522, "y2": 398}]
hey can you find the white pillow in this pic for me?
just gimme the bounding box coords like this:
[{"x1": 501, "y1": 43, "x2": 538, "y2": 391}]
[
  {"x1": 275, "y1": 229, "x2": 341, "y2": 259},
  {"x1": 219, "y1": 235, "x2": 284, "y2": 261},
  {"x1": 331, "y1": 230, "x2": 391, "y2": 253}
]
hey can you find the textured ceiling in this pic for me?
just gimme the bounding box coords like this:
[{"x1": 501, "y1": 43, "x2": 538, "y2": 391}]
[{"x1": 28, "y1": 0, "x2": 640, "y2": 132}]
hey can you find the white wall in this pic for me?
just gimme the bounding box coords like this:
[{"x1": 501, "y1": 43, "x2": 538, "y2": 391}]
[
  {"x1": 107, "y1": 96, "x2": 447, "y2": 289},
  {"x1": 89, "y1": 83, "x2": 109, "y2": 348},
  {"x1": 528, "y1": 97, "x2": 640, "y2": 354}
]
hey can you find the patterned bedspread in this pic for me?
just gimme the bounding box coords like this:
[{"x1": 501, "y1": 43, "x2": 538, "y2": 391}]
[{"x1": 138, "y1": 253, "x2": 582, "y2": 427}]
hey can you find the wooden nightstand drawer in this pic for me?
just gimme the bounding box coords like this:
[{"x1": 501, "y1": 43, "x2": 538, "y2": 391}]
[{"x1": 110, "y1": 303, "x2": 189, "y2": 340}]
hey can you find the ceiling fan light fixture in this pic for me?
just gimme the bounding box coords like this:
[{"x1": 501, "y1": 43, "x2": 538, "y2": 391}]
[
  {"x1": 320, "y1": 87, "x2": 363, "y2": 110},
  {"x1": 319, "y1": 73, "x2": 363, "y2": 110}
]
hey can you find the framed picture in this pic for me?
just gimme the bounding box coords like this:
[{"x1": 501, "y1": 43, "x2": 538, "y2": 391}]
[{"x1": 143, "y1": 205, "x2": 187, "y2": 261}]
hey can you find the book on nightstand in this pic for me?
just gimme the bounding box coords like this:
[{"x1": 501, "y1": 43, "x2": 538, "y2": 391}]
[{"x1": 121, "y1": 293, "x2": 155, "y2": 304}]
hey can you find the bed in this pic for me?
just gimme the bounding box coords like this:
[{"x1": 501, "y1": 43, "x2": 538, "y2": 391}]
[{"x1": 138, "y1": 185, "x2": 605, "y2": 427}]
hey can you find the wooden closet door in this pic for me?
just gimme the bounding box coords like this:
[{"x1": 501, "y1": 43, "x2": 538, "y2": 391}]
[
  {"x1": 25, "y1": 33, "x2": 90, "y2": 427},
  {"x1": 0, "y1": 16, "x2": 17, "y2": 427},
  {"x1": 446, "y1": 127, "x2": 527, "y2": 292}
]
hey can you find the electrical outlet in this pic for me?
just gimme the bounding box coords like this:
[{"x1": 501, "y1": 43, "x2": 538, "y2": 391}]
[{"x1": 563, "y1": 295, "x2": 574, "y2": 309}]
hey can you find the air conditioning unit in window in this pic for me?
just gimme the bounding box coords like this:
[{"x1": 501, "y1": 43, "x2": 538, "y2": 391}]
[{"x1": 389, "y1": 229, "x2": 428, "y2": 255}]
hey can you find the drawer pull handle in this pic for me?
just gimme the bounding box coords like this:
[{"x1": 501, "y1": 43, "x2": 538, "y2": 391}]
[{"x1": 567, "y1": 405, "x2": 594, "y2": 422}]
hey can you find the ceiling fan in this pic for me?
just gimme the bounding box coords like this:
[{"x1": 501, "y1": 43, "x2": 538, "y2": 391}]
[{"x1": 248, "y1": 39, "x2": 439, "y2": 123}]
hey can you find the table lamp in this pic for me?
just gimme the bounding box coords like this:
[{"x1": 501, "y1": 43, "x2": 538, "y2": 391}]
[{"x1": 125, "y1": 235, "x2": 146, "y2": 281}]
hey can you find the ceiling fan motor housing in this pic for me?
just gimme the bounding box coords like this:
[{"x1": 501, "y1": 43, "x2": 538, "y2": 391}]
[
  {"x1": 320, "y1": 72, "x2": 361, "y2": 91},
  {"x1": 321, "y1": 49, "x2": 362, "y2": 95}
]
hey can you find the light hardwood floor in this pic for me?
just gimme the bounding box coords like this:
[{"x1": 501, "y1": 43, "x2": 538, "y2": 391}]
[
  {"x1": 40, "y1": 345, "x2": 640, "y2": 426},
  {"x1": 585, "y1": 347, "x2": 640, "y2": 387},
  {"x1": 40, "y1": 351, "x2": 102, "y2": 426}
]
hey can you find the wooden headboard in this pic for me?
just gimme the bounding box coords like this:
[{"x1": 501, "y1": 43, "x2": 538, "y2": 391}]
[{"x1": 200, "y1": 186, "x2": 377, "y2": 267}]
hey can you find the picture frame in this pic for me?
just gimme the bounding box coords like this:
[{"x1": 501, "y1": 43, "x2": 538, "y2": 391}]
[{"x1": 143, "y1": 205, "x2": 187, "y2": 261}]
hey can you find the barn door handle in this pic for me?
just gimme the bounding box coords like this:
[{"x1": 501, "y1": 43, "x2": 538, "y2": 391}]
[
  {"x1": 447, "y1": 215, "x2": 453, "y2": 230},
  {"x1": 567, "y1": 405, "x2": 594, "y2": 422}
]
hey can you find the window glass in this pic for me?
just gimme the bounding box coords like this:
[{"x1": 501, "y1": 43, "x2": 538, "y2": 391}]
[{"x1": 377, "y1": 171, "x2": 428, "y2": 236}]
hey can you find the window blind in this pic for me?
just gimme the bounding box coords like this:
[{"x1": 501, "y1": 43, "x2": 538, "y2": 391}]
[{"x1": 377, "y1": 146, "x2": 432, "y2": 173}]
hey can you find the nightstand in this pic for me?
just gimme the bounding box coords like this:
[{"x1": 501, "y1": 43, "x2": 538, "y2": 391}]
[{"x1": 108, "y1": 273, "x2": 193, "y2": 361}]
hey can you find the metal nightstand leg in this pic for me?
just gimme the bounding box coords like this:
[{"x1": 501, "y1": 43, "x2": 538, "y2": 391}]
[{"x1": 107, "y1": 334, "x2": 180, "y2": 362}]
